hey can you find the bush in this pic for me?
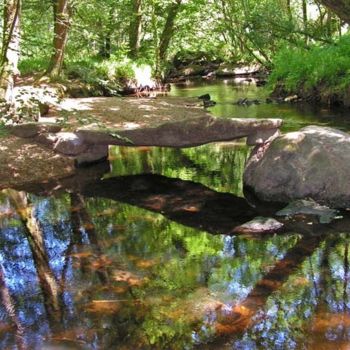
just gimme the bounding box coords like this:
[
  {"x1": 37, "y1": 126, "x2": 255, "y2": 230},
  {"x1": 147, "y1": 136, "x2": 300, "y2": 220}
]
[
  {"x1": 18, "y1": 56, "x2": 49, "y2": 75},
  {"x1": 65, "y1": 56, "x2": 138, "y2": 96}
]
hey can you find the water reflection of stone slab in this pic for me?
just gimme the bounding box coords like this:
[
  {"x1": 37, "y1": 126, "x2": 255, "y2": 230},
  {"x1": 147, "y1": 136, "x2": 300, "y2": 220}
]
[{"x1": 82, "y1": 173, "x2": 257, "y2": 235}]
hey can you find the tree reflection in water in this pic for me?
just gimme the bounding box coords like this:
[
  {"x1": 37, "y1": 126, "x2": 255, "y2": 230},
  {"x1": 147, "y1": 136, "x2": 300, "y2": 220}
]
[{"x1": 0, "y1": 144, "x2": 349, "y2": 349}]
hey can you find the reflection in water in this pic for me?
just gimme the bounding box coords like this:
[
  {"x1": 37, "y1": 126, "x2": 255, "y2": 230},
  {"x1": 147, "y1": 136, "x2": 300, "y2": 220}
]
[
  {"x1": 108, "y1": 143, "x2": 250, "y2": 197},
  {"x1": 1, "y1": 81, "x2": 350, "y2": 349}
]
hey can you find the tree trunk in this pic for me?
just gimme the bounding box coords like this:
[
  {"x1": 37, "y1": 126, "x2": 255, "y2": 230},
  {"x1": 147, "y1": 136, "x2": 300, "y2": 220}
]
[
  {"x1": 99, "y1": 34, "x2": 112, "y2": 58},
  {"x1": 99, "y1": 8, "x2": 114, "y2": 59},
  {"x1": 0, "y1": 0, "x2": 21, "y2": 103},
  {"x1": 286, "y1": 0, "x2": 292, "y2": 20},
  {"x1": 317, "y1": 0, "x2": 350, "y2": 25},
  {"x1": 128, "y1": 0, "x2": 142, "y2": 59},
  {"x1": 47, "y1": 0, "x2": 71, "y2": 78},
  {"x1": 302, "y1": 0, "x2": 308, "y2": 43},
  {"x1": 6, "y1": 190, "x2": 63, "y2": 328},
  {"x1": 158, "y1": 0, "x2": 182, "y2": 62},
  {"x1": 326, "y1": 10, "x2": 333, "y2": 38},
  {"x1": 0, "y1": 265, "x2": 25, "y2": 350}
]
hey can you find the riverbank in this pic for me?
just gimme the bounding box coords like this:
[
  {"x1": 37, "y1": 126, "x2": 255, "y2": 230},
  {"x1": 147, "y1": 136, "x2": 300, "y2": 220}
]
[{"x1": 268, "y1": 36, "x2": 350, "y2": 108}]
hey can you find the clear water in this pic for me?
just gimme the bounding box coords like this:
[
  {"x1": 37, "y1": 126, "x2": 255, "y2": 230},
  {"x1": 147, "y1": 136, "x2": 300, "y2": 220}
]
[
  {"x1": 0, "y1": 79, "x2": 350, "y2": 350},
  {"x1": 171, "y1": 78, "x2": 350, "y2": 132}
]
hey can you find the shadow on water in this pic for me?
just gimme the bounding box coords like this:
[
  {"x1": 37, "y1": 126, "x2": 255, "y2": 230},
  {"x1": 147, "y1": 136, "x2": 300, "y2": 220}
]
[{"x1": 1, "y1": 80, "x2": 350, "y2": 349}]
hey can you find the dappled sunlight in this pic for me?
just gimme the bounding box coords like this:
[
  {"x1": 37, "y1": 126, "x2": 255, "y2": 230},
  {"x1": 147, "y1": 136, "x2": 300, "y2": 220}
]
[{"x1": 49, "y1": 95, "x2": 209, "y2": 131}]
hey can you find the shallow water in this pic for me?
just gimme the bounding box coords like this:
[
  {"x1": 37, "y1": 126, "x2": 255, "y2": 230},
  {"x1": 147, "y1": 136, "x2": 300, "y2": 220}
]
[
  {"x1": 171, "y1": 78, "x2": 350, "y2": 132},
  {"x1": 0, "y1": 80, "x2": 350, "y2": 349}
]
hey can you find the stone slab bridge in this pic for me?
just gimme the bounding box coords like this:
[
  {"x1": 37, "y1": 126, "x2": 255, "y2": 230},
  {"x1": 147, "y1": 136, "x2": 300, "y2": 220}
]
[{"x1": 8, "y1": 96, "x2": 282, "y2": 166}]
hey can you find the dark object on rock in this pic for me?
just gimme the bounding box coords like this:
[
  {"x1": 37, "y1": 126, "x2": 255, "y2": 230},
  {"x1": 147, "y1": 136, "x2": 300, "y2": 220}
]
[
  {"x1": 198, "y1": 94, "x2": 211, "y2": 101},
  {"x1": 232, "y1": 216, "x2": 284, "y2": 234},
  {"x1": 276, "y1": 199, "x2": 339, "y2": 224},
  {"x1": 244, "y1": 126, "x2": 350, "y2": 208},
  {"x1": 203, "y1": 100, "x2": 216, "y2": 108}
]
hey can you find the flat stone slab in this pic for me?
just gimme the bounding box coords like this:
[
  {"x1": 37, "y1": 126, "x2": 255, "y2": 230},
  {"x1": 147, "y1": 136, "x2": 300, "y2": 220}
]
[
  {"x1": 76, "y1": 116, "x2": 282, "y2": 148},
  {"x1": 8, "y1": 96, "x2": 282, "y2": 164},
  {"x1": 52, "y1": 96, "x2": 281, "y2": 147}
]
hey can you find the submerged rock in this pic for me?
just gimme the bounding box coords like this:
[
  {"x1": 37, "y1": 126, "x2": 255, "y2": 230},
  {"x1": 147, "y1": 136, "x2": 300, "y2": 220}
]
[
  {"x1": 244, "y1": 126, "x2": 350, "y2": 208},
  {"x1": 276, "y1": 199, "x2": 339, "y2": 224},
  {"x1": 232, "y1": 217, "x2": 284, "y2": 234}
]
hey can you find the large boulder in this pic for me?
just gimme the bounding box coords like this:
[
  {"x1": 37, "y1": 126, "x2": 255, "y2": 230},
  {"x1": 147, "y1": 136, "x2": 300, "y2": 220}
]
[{"x1": 244, "y1": 126, "x2": 350, "y2": 208}]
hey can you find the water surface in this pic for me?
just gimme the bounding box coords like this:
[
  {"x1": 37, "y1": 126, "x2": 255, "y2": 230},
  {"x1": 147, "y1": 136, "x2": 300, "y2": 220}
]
[
  {"x1": 171, "y1": 78, "x2": 350, "y2": 132},
  {"x1": 0, "y1": 80, "x2": 350, "y2": 349}
]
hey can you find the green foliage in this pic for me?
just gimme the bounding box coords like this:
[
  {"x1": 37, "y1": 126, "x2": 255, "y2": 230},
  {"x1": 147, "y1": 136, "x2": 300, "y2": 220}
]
[
  {"x1": 269, "y1": 35, "x2": 350, "y2": 99},
  {"x1": 63, "y1": 56, "x2": 137, "y2": 96},
  {"x1": 15, "y1": 0, "x2": 345, "y2": 81},
  {"x1": 18, "y1": 57, "x2": 49, "y2": 75}
]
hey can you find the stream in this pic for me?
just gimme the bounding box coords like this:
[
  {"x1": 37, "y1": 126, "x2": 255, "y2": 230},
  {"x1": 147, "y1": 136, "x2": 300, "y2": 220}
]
[{"x1": 0, "y1": 79, "x2": 350, "y2": 349}]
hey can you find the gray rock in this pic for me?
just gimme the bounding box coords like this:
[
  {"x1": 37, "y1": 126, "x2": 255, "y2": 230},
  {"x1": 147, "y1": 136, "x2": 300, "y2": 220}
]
[
  {"x1": 54, "y1": 132, "x2": 88, "y2": 156},
  {"x1": 276, "y1": 199, "x2": 339, "y2": 224},
  {"x1": 77, "y1": 117, "x2": 282, "y2": 148},
  {"x1": 35, "y1": 133, "x2": 58, "y2": 146},
  {"x1": 9, "y1": 123, "x2": 62, "y2": 138},
  {"x1": 74, "y1": 145, "x2": 109, "y2": 166},
  {"x1": 244, "y1": 126, "x2": 350, "y2": 208},
  {"x1": 246, "y1": 128, "x2": 280, "y2": 146},
  {"x1": 10, "y1": 124, "x2": 40, "y2": 138},
  {"x1": 232, "y1": 217, "x2": 284, "y2": 234}
]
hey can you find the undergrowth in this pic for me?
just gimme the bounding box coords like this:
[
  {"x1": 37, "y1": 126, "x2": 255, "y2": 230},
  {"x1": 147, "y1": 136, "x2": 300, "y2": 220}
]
[
  {"x1": 268, "y1": 35, "x2": 350, "y2": 102},
  {"x1": 19, "y1": 55, "x2": 154, "y2": 96}
]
